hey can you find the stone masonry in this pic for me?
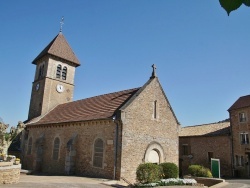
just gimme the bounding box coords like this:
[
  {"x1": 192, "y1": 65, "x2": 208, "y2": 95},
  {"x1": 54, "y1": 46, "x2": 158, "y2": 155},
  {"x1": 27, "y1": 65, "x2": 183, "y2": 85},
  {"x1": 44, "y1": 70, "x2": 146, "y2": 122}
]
[{"x1": 119, "y1": 78, "x2": 179, "y2": 182}]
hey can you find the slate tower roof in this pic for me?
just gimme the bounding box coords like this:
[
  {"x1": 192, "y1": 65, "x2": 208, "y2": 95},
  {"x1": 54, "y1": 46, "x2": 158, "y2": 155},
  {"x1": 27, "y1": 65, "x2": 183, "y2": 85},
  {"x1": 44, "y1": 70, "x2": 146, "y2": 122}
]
[{"x1": 32, "y1": 32, "x2": 80, "y2": 66}]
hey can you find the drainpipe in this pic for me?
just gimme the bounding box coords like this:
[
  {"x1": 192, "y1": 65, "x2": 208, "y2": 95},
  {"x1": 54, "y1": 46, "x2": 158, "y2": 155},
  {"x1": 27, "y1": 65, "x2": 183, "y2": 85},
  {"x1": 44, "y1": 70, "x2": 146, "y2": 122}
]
[
  {"x1": 229, "y1": 111, "x2": 235, "y2": 177},
  {"x1": 113, "y1": 115, "x2": 118, "y2": 180}
]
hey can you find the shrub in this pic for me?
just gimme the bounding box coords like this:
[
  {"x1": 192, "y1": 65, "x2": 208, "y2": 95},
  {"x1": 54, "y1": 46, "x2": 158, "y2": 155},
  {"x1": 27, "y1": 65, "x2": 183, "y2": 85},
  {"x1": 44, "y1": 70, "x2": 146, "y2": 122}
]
[
  {"x1": 136, "y1": 163, "x2": 163, "y2": 184},
  {"x1": 159, "y1": 162, "x2": 178, "y2": 179},
  {"x1": 188, "y1": 165, "x2": 213, "y2": 178}
]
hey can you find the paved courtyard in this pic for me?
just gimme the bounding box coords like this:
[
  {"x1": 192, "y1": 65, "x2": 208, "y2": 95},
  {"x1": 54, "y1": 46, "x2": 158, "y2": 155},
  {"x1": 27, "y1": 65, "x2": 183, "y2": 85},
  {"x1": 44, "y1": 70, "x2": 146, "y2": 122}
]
[
  {"x1": 1, "y1": 174, "x2": 118, "y2": 188},
  {"x1": 3, "y1": 174, "x2": 250, "y2": 188}
]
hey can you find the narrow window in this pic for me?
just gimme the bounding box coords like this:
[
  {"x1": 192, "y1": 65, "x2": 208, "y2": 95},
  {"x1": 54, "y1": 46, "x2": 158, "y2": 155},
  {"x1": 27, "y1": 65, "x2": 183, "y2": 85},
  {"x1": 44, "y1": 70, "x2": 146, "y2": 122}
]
[
  {"x1": 240, "y1": 133, "x2": 249, "y2": 144},
  {"x1": 41, "y1": 64, "x2": 44, "y2": 77},
  {"x1": 182, "y1": 144, "x2": 189, "y2": 155},
  {"x1": 239, "y1": 112, "x2": 246, "y2": 122},
  {"x1": 62, "y1": 66, "x2": 67, "y2": 80},
  {"x1": 240, "y1": 156, "x2": 244, "y2": 166},
  {"x1": 235, "y1": 155, "x2": 239, "y2": 166},
  {"x1": 27, "y1": 137, "x2": 32, "y2": 155},
  {"x1": 38, "y1": 66, "x2": 42, "y2": 78},
  {"x1": 53, "y1": 137, "x2": 60, "y2": 160},
  {"x1": 93, "y1": 138, "x2": 104, "y2": 168},
  {"x1": 208, "y1": 152, "x2": 213, "y2": 162},
  {"x1": 56, "y1": 64, "x2": 62, "y2": 79},
  {"x1": 154, "y1": 100, "x2": 157, "y2": 119}
]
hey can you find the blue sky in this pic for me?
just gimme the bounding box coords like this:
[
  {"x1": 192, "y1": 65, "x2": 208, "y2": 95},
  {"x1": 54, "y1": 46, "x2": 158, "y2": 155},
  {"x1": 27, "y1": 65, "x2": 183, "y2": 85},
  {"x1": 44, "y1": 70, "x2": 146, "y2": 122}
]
[{"x1": 0, "y1": 1, "x2": 250, "y2": 127}]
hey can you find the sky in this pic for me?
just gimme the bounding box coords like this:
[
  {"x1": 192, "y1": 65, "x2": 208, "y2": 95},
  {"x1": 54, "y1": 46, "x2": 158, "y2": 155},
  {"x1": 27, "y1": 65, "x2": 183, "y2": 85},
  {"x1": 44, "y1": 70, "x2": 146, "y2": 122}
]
[{"x1": 0, "y1": 1, "x2": 250, "y2": 128}]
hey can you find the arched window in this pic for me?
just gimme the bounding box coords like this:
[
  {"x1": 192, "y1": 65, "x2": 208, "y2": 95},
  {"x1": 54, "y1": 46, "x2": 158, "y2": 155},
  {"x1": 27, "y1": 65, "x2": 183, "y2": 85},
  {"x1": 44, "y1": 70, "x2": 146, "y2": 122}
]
[
  {"x1": 56, "y1": 65, "x2": 62, "y2": 79},
  {"x1": 93, "y1": 138, "x2": 104, "y2": 168},
  {"x1": 27, "y1": 137, "x2": 32, "y2": 155},
  {"x1": 53, "y1": 137, "x2": 60, "y2": 160},
  {"x1": 41, "y1": 64, "x2": 45, "y2": 77},
  {"x1": 38, "y1": 64, "x2": 45, "y2": 78},
  {"x1": 62, "y1": 66, "x2": 67, "y2": 80},
  {"x1": 154, "y1": 100, "x2": 157, "y2": 119},
  {"x1": 39, "y1": 66, "x2": 42, "y2": 78}
]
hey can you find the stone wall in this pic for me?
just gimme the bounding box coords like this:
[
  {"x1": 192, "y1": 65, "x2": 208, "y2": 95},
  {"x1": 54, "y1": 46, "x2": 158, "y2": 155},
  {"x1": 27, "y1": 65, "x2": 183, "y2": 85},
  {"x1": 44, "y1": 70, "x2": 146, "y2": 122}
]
[
  {"x1": 23, "y1": 120, "x2": 116, "y2": 179},
  {"x1": 29, "y1": 55, "x2": 76, "y2": 120},
  {"x1": 0, "y1": 164, "x2": 21, "y2": 184},
  {"x1": 120, "y1": 78, "x2": 179, "y2": 183},
  {"x1": 230, "y1": 107, "x2": 250, "y2": 177}
]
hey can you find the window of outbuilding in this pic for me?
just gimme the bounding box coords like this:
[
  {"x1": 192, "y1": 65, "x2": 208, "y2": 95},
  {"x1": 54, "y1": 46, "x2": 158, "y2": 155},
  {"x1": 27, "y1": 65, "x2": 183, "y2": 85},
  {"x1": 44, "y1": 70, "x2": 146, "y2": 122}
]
[
  {"x1": 53, "y1": 137, "x2": 60, "y2": 160},
  {"x1": 208, "y1": 152, "x2": 213, "y2": 163},
  {"x1": 239, "y1": 112, "x2": 247, "y2": 122},
  {"x1": 182, "y1": 144, "x2": 189, "y2": 155},
  {"x1": 56, "y1": 64, "x2": 62, "y2": 79},
  {"x1": 240, "y1": 133, "x2": 249, "y2": 145},
  {"x1": 93, "y1": 138, "x2": 104, "y2": 168},
  {"x1": 27, "y1": 137, "x2": 32, "y2": 155}
]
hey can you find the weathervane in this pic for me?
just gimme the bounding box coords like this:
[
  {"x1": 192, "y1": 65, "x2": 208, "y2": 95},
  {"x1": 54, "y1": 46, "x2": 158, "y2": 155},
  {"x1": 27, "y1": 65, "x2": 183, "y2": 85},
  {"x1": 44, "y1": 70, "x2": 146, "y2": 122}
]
[{"x1": 60, "y1": 16, "x2": 64, "y2": 33}]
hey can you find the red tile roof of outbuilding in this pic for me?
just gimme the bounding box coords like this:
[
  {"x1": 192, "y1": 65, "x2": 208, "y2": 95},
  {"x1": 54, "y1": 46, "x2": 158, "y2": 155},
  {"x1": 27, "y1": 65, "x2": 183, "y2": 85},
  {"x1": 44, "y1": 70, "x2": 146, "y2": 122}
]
[{"x1": 28, "y1": 87, "x2": 140, "y2": 125}]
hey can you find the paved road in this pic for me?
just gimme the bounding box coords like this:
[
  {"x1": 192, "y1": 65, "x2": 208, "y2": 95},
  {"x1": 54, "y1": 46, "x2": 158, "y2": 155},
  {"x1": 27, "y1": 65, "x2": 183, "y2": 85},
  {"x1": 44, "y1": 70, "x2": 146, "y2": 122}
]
[
  {"x1": 3, "y1": 175, "x2": 250, "y2": 188},
  {"x1": 219, "y1": 179, "x2": 250, "y2": 188},
  {"x1": 2, "y1": 174, "x2": 113, "y2": 188}
]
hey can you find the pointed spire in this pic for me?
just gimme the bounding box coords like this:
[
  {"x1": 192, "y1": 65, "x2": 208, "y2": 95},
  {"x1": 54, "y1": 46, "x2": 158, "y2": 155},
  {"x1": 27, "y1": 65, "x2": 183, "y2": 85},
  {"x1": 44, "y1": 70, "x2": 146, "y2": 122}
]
[
  {"x1": 32, "y1": 33, "x2": 80, "y2": 66},
  {"x1": 150, "y1": 64, "x2": 157, "y2": 79}
]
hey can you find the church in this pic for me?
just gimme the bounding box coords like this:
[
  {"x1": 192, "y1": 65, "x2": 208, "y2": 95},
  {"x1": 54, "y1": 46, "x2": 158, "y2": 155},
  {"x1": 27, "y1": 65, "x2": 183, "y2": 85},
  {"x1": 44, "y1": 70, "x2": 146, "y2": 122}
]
[{"x1": 21, "y1": 31, "x2": 179, "y2": 183}]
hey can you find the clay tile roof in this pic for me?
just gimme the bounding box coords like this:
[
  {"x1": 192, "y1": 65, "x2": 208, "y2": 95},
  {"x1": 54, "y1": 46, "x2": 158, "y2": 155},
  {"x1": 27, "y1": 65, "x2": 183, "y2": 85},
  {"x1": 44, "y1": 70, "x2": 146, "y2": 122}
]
[
  {"x1": 179, "y1": 120, "x2": 230, "y2": 137},
  {"x1": 30, "y1": 87, "x2": 140, "y2": 125},
  {"x1": 228, "y1": 95, "x2": 250, "y2": 111},
  {"x1": 32, "y1": 33, "x2": 80, "y2": 66}
]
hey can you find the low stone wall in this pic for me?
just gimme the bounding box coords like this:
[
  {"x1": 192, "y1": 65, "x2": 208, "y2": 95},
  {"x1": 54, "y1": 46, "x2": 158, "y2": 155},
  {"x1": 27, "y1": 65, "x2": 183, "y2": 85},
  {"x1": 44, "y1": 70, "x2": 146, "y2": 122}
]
[
  {"x1": 0, "y1": 164, "x2": 21, "y2": 184},
  {"x1": 194, "y1": 177, "x2": 225, "y2": 187}
]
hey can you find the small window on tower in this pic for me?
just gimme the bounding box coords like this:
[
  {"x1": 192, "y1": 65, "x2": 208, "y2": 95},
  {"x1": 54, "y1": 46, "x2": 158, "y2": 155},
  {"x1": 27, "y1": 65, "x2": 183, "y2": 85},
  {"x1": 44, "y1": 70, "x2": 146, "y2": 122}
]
[
  {"x1": 56, "y1": 64, "x2": 62, "y2": 79},
  {"x1": 41, "y1": 64, "x2": 44, "y2": 76},
  {"x1": 62, "y1": 66, "x2": 67, "y2": 80}
]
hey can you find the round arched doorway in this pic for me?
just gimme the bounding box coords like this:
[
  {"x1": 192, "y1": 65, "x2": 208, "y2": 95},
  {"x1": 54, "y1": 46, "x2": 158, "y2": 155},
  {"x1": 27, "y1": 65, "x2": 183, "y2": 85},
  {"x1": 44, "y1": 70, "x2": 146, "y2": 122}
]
[
  {"x1": 144, "y1": 142, "x2": 164, "y2": 164},
  {"x1": 148, "y1": 149, "x2": 160, "y2": 163}
]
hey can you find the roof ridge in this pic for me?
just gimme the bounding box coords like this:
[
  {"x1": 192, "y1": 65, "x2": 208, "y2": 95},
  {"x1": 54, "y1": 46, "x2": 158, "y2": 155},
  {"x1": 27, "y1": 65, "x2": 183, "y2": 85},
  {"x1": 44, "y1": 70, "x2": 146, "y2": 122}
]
[
  {"x1": 182, "y1": 120, "x2": 230, "y2": 128},
  {"x1": 70, "y1": 87, "x2": 140, "y2": 104}
]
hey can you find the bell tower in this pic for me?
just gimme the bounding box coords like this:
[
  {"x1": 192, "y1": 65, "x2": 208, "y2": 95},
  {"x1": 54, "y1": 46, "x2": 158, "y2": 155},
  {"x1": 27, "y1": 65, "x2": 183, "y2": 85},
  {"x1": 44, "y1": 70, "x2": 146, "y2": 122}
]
[{"x1": 28, "y1": 32, "x2": 80, "y2": 120}]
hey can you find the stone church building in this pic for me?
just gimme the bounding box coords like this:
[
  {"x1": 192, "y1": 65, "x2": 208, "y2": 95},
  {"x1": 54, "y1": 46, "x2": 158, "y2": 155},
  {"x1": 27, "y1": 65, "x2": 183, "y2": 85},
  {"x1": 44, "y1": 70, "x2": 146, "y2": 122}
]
[{"x1": 21, "y1": 31, "x2": 179, "y2": 182}]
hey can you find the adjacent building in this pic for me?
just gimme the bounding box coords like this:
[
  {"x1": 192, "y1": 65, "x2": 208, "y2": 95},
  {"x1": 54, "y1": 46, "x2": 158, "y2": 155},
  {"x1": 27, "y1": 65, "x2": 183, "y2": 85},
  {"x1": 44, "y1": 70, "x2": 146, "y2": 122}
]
[
  {"x1": 179, "y1": 120, "x2": 232, "y2": 177},
  {"x1": 21, "y1": 31, "x2": 180, "y2": 183},
  {"x1": 228, "y1": 95, "x2": 250, "y2": 178}
]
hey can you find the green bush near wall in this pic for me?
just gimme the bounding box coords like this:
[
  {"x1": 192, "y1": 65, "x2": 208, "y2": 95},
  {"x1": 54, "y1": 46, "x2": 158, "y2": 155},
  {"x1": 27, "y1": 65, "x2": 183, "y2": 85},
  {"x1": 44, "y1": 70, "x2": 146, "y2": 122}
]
[
  {"x1": 188, "y1": 165, "x2": 213, "y2": 178},
  {"x1": 159, "y1": 162, "x2": 178, "y2": 179},
  {"x1": 136, "y1": 163, "x2": 163, "y2": 183}
]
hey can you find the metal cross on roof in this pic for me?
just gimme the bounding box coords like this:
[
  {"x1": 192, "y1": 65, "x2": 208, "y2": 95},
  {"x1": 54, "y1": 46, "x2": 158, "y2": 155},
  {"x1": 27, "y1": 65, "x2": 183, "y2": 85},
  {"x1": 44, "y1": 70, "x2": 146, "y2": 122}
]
[
  {"x1": 60, "y1": 16, "x2": 64, "y2": 33},
  {"x1": 150, "y1": 64, "x2": 157, "y2": 79}
]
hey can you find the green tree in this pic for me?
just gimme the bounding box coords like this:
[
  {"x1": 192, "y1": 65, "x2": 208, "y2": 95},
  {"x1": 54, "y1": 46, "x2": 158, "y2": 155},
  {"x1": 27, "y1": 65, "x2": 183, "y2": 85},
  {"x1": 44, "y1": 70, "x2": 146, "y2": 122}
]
[{"x1": 220, "y1": 0, "x2": 250, "y2": 15}]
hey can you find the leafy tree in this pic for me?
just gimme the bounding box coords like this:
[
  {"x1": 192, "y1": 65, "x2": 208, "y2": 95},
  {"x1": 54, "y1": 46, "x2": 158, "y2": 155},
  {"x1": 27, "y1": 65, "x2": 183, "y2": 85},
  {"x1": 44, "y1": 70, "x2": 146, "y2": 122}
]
[
  {"x1": 220, "y1": 0, "x2": 250, "y2": 15},
  {"x1": 0, "y1": 121, "x2": 25, "y2": 155}
]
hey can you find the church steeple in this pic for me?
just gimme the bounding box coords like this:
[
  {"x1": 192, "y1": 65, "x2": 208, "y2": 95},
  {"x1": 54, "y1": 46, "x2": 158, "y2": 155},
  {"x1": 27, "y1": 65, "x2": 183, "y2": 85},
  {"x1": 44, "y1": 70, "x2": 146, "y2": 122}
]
[
  {"x1": 32, "y1": 33, "x2": 80, "y2": 67},
  {"x1": 28, "y1": 33, "x2": 80, "y2": 120}
]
